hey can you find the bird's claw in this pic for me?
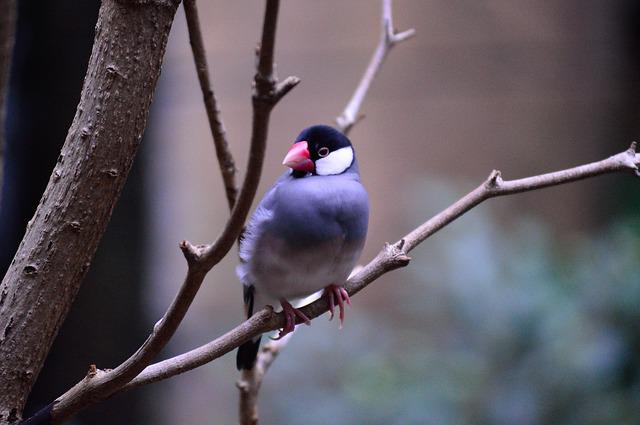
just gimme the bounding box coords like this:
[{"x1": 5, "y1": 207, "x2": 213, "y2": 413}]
[
  {"x1": 271, "y1": 299, "x2": 311, "y2": 340},
  {"x1": 323, "y1": 284, "x2": 351, "y2": 328}
]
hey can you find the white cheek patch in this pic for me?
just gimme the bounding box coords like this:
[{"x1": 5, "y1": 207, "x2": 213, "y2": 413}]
[{"x1": 315, "y1": 146, "x2": 354, "y2": 176}]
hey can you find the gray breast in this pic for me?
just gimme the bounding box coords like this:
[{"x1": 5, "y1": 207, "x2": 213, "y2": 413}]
[{"x1": 243, "y1": 173, "x2": 368, "y2": 301}]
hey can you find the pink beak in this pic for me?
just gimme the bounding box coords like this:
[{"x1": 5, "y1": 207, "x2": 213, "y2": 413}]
[{"x1": 282, "y1": 141, "x2": 314, "y2": 172}]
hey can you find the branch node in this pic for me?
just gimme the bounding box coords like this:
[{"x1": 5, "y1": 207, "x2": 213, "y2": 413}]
[
  {"x1": 384, "y1": 241, "x2": 411, "y2": 266},
  {"x1": 101, "y1": 168, "x2": 119, "y2": 178},
  {"x1": 391, "y1": 28, "x2": 416, "y2": 44},
  {"x1": 179, "y1": 240, "x2": 201, "y2": 264},
  {"x1": 336, "y1": 0, "x2": 413, "y2": 135},
  {"x1": 626, "y1": 142, "x2": 640, "y2": 175},
  {"x1": 383, "y1": 17, "x2": 394, "y2": 44},
  {"x1": 382, "y1": 0, "x2": 415, "y2": 47},
  {"x1": 105, "y1": 64, "x2": 126, "y2": 80},
  {"x1": 254, "y1": 73, "x2": 276, "y2": 97},
  {"x1": 486, "y1": 169, "x2": 503, "y2": 188},
  {"x1": 273, "y1": 75, "x2": 301, "y2": 103},
  {"x1": 153, "y1": 318, "x2": 164, "y2": 333},
  {"x1": 87, "y1": 364, "x2": 97, "y2": 378},
  {"x1": 236, "y1": 379, "x2": 250, "y2": 392},
  {"x1": 613, "y1": 144, "x2": 640, "y2": 172},
  {"x1": 262, "y1": 305, "x2": 277, "y2": 326}
]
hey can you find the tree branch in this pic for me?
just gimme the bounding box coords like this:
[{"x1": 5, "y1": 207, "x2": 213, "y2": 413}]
[
  {"x1": 336, "y1": 0, "x2": 415, "y2": 135},
  {"x1": 35, "y1": 0, "x2": 299, "y2": 423},
  {"x1": 237, "y1": 335, "x2": 291, "y2": 425},
  {"x1": 184, "y1": 0, "x2": 238, "y2": 209},
  {"x1": 0, "y1": 0, "x2": 16, "y2": 211},
  {"x1": 237, "y1": 1, "x2": 415, "y2": 420},
  {"x1": 0, "y1": 1, "x2": 181, "y2": 422},
  {"x1": 401, "y1": 142, "x2": 640, "y2": 252},
  {"x1": 110, "y1": 143, "x2": 639, "y2": 397}
]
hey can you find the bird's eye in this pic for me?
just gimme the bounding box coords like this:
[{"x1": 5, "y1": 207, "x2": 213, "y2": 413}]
[{"x1": 318, "y1": 146, "x2": 330, "y2": 157}]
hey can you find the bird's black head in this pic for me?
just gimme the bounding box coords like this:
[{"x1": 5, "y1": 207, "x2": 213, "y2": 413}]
[{"x1": 283, "y1": 125, "x2": 355, "y2": 176}]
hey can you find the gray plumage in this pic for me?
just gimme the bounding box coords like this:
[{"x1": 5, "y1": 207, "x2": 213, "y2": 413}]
[{"x1": 236, "y1": 125, "x2": 369, "y2": 370}]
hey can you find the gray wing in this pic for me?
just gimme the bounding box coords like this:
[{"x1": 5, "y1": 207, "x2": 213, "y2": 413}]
[{"x1": 236, "y1": 172, "x2": 289, "y2": 287}]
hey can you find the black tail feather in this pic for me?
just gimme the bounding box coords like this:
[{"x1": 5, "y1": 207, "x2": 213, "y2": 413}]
[
  {"x1": 237, "y1": 284, "x2": 261, "y2": 370},
  {"x1": 236, "y1": 336, "x2": 262, "y2": 370}
]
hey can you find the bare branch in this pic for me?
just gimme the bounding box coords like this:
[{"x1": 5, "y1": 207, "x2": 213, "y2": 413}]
[
  {"x1": 184, "y1": 0, "x2": 238, "y2": 209},
  {"x1": 273, "y1": 75, "x2": 301, "y2": 104},
  {"x1": 336, "y1": 0, "x2": 415, "y2": 135},
  {"x1": 255, "y1": 0, "x2": 279, "y2": 89},
  {"x1": 401, "y1": 142, "x2": 640, "y2": 252},
  {"x1": 0, "y1": 0, "x2": 16, "y2": 211},
  {"x1": 235, "y1": 2, "x2": 414, "y2": 418},
  {"x1": 237, "y1": 335, "x2": 292, "y2": 425},
  {"x1": 40, "y1": 0, "x2": 299, "y2": 422},
  {"x1": 112, "y1": 144, "x2": 640, "y2": 394}
]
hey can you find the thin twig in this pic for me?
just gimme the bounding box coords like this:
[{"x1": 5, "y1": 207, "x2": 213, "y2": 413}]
[
  {"x1": 336, "y1": 0, "x2": 415, "y2": 135},
  {"x1": 184, "y1": 0, "x2": 238, "y2": 209},
  {"x1": 42, "y1": 0, "x2": 299, "y2": 422},
  {"x1": 114, "y1": 143, "x2": 639, "y2": 393},
  {"x1": 256, "y1": 0, "x2": 278, "y2": 86}
]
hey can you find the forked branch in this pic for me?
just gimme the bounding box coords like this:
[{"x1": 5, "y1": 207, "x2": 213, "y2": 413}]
[
  {"x1": 336, "y1": 0, "x2": 415, "y2": 134},
  {"x1": 31, "y1": 0, "x2": 299, "y2": 423},
  {"x1": 238, "y1": 1, "x2": 414, "y2": 420},
  {"x1": 114, "y1": 143, "x2": 639, "y2": 395}
]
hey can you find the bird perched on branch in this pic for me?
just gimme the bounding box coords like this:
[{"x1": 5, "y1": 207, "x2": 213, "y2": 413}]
[{"x1": 236, "y1": 125, "x2": 369, "y2": 370}]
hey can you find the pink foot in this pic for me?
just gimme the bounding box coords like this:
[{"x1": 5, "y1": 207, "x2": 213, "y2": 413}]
[
  {"x1": 272, "y1": 299, "x2": 311, "y2": 340},
  {"x1": 323, "y1": 284, "x2": 351, "y2": 328}
]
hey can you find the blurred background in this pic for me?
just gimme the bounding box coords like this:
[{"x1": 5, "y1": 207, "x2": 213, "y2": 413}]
[{"x1": 1, "y1": 1, "x2": 639, "y2": 424}]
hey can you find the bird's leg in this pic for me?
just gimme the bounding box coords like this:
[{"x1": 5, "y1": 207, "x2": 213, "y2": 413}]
[
  {"x1": 323, "y1": 284, "x2": 351, "y2": 328},
  {"x1": 272, "y1": 299, "x2": 311, "y2": 340}
]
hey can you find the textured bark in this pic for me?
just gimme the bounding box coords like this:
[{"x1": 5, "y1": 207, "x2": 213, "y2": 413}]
[
  {"x1": 38, "y1": 0, "x2": 299, "y2": 420},
  {"x1": 0, "y1": 0, "x2": 179, "y2": 422},
  {"x1": 0, "y1": 0, "x2": 16, "y2": 209}
]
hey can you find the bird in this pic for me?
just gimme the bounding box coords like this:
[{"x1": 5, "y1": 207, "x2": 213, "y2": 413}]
[{"x1": 236, "y1": 125, "x2": 369, "y2": 370}]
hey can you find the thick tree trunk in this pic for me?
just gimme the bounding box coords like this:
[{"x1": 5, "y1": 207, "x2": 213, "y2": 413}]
[{"x1": 0, "y1": 0, "x2": 179, "y2": 422}]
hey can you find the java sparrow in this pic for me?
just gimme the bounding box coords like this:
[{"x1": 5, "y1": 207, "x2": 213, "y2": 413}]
[{"x1": 236, "y1": 125, "x2": 369, "y2": 370}]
